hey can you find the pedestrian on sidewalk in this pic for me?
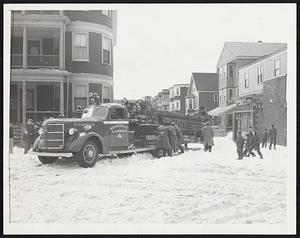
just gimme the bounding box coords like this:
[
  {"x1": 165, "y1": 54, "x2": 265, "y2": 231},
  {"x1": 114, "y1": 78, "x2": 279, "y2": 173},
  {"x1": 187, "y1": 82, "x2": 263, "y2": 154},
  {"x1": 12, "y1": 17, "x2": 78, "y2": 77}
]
[
  {"x1": 269, "y1": 124, "x2": 277, "y2": 150},
  {"x1": 236, "y1": 130, "x2": 244, "y2": 160},
  {"x1": 22, "y1": 119, "x2": 34, "y2": 154},
  {"x1": 262, "y1": 129, "x2": 269, "y2": 148},
  {"x1": 202, "y1": 121, "x2": 214, "y2": 152}
]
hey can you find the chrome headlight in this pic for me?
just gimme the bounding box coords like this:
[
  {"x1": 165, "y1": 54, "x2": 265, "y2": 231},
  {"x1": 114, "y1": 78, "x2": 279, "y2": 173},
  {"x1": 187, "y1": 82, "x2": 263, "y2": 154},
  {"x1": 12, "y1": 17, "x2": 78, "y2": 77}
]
[{"x1": 69, "y1": 128, "x2": 78, "y2": 135}]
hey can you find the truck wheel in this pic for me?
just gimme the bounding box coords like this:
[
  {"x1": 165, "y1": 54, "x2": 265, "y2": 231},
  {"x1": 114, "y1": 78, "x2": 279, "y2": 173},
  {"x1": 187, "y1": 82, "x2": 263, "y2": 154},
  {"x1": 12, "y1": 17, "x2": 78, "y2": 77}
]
[
  {"x1": 156, "y1": 149, "x2": 164, "y2": 158},
  {"x1": 38, "y1": 156, "x2": 58, "y2": 164},
  {"x1": 77, "y1": 140, "x2": 99, "y2": 168}
]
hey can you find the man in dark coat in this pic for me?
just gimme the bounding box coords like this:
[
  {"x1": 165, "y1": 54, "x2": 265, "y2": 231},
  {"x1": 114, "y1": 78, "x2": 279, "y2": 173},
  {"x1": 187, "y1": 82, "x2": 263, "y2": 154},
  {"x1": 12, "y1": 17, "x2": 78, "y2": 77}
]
[
  {"x1": 252, "y1": 130, "x2": 263, "y2": 159},
  {"x1": 243, "y1": 131, "x2": 256, "y2": 157},
  {"x1": 32, "y1": 123, "x2": 40, "y2": 145},
  {"x1": 172, "y1": 122, "x2": 184, "y2": 154},
  {"x1": 202, "y1": 121, "x2": 214, "y2": 152},
  {"x1": 166, "y1": 121, "x2": 177, "y2": 156},
  {"x1": 156, "y1": 124, "x2": 171, "y2": 158},
  {"x1": 269, "y1": 124, "x2": 277, "y2": 150},
  {"x1": 236, "y1": 130, "x2": 244, "y2": 160},
  {"x1": 22, "y1": 119, "x2": 34, "y2": 154},
  {"x1": 262, "y1": 129, "x2": 269, "y2": 148}
]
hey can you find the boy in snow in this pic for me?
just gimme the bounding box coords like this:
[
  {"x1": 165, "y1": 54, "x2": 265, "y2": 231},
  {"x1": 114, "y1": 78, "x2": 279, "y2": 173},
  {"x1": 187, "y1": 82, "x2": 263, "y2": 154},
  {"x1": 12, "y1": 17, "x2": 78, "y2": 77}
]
[
  {"x1": 22, "y1": 119, "x2": 34, "y2": 154},
  {"x1": 262, "y1": 129, "x2": 269, "y2": 148},
  {"x1": 236, "y1": 130, "x2": 244, "y2": 160},
  {"x1": 243, "y1": 131, "x2": 256, "y2": 157},
  {"x1": 269, "y1": 124, "x2": 277, "y2": 150},
  {"x1": 252, "y1": 130, "x2": 263, "y2": 159}
]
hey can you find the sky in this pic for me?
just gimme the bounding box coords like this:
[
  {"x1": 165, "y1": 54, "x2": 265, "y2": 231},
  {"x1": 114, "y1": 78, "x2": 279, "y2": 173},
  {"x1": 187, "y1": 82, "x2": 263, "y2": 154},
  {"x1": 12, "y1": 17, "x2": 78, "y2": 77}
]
[{"x1": 113, "y1": 4, "x2": 295, "y2": 99}]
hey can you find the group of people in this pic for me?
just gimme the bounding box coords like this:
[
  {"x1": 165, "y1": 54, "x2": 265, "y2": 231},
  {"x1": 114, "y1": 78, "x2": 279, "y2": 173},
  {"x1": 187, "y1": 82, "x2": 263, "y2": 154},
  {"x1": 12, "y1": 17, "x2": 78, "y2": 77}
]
[
  {"x1": 236, "y1": 124, "x2": 278, "y2": 160},
  {"x1": 155, "y1": 121, "x2": 184, "y2": 158},
  {"x1": 9, "y1": 116, "x2": 49, "y2": 154}
]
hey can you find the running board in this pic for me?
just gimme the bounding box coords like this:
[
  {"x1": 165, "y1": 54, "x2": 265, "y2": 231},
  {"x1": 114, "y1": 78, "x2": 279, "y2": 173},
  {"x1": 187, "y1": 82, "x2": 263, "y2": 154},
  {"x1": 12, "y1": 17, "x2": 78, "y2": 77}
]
[{"x1": 99, "y1": 146, "x2": 156, "y2": 157}]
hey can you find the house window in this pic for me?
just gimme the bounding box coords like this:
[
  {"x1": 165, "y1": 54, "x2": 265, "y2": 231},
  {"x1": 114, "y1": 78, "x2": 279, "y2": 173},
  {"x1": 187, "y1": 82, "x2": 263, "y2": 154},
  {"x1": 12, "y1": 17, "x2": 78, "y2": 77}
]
[
  {"x1": 102, "y1": 37, "x2": 112, "y2": 65},
  {"x1": 228, "y1": 89, "x2": 233, "y2": 101},
  {"x1": 228, "y1": 65, "x2": 233, "y2": 78},
  {"x1": 274, "y1": 59, "x2": 280, "y2": 76},
  {"x1": 103, "y1": 86, "x2": 111, "y2": 103},
  {"x1": 219, "y1": 67, "x2": 223, "y2": 80},
  {"x1": 74, "y1": 85, "x2": 88, "y2": 110},
  {"x1": 176, "y1": 101, "x2": 180, "y2": 110},
  {"x1": 244, "y1": 72, "x2": 249, "y2": 88},
  {"x1": 101, "y1": 10, "x2": 111, "y2": 17},
  {"x1": 73, "y1": 33, "x2": 88, "y2": 61},
  {"x1": 214, "y1": 93, "x2": 218, "y2": 102},
  {"x1": 223, "y1": 65, "x2": 227, "y2": 79},
  {"x1": 171, "y1": 103, "x2": 174, "y2": 111},
  {"x1": 189, "y1": 99, "x2": 193, "y2": 109},
  {"x1": 236, "y1": 87, "x2": 239, "y2": 97},
  {"x1": 176, "y1": 87, "x2": 180, "y2": 96},
  {"x1": 170, "y1": 89, "x2": 174, "y2": 98},
  {"x1": 257, "y1": 66, "x2": 264, "y2": 84}
]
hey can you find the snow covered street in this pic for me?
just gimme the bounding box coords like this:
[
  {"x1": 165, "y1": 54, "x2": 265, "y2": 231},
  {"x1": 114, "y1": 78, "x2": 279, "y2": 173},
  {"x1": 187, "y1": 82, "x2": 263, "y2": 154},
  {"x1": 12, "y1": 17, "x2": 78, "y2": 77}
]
[{"x1": 9, "y1": 134, "x2": 287, "y2": 224}]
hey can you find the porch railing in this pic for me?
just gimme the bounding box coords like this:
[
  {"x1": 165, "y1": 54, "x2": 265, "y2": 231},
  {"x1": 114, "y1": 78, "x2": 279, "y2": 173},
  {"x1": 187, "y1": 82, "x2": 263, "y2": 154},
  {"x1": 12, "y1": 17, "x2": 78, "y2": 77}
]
[
  {"x1": 11, "y1": 54, "x2": 60, "y2": 68},
  {"x1": 11, "y1": 54, "x2": 23, "y2": 68},
  {"x1": 28, "y1": 55, "x2": 59, "y2": 68}
]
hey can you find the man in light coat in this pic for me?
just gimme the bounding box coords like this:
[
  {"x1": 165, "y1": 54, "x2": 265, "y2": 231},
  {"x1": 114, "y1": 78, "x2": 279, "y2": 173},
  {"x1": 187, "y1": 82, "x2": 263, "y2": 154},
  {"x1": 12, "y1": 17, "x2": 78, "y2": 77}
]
[{"x1": 202, "y1": 121, "x2": 214, "y2": 152}]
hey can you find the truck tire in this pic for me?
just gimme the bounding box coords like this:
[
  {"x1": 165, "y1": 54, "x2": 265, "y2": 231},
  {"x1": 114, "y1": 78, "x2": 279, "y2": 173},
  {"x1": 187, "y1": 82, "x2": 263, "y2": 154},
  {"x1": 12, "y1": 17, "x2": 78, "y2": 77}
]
[
  {"x1": 156, "y1": 149, "x2": 164, "y2": 158},
  {"x1": 76, "y1": 140, "x2": 99, "y2": 168},
  {"x1": 38, "y1": 156, "x2": 58, "y2": 164}
]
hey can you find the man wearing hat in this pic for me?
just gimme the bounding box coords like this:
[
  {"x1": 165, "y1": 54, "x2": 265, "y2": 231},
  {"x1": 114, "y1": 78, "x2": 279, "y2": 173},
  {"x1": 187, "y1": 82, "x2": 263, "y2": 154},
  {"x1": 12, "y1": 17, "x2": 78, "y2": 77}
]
[{"x1": 202, "y1": 121, "x2": 214, "y2": 152}]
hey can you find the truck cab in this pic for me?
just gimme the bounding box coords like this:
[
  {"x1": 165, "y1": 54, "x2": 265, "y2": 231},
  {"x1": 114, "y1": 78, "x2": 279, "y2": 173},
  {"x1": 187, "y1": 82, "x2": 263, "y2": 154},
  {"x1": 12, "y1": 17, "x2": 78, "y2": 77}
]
[{"x1": 32, "y1": 103, "x2": 158, "y2": 167}]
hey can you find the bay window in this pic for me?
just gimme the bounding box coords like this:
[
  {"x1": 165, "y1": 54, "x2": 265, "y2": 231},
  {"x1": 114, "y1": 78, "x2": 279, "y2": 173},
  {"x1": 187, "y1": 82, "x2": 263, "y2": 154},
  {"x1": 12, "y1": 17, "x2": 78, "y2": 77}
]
[
  {"x1": 73, "y1": 33, "x2": 88, "y2": 61},
  {"x1": 102, "y1": 37, "x2": 112, "y2": 65}
]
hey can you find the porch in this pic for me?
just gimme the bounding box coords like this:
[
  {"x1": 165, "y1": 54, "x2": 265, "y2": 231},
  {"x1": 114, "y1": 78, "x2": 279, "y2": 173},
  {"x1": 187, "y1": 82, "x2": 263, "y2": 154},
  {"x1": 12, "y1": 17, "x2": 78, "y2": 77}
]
[
  {"x1": 10, "y1": 80, "x2": 65, "y2": 124},
  {"x1": 11, "y1": 26, "x2": 64, "y2": 69}
]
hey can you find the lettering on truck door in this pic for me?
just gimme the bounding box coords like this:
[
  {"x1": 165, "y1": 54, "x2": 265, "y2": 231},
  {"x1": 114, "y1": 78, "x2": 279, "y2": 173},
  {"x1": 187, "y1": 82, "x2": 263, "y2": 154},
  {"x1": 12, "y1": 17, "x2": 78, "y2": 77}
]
[{"x1": 106, "y1": 106, "x2": 129, "y2": 148}]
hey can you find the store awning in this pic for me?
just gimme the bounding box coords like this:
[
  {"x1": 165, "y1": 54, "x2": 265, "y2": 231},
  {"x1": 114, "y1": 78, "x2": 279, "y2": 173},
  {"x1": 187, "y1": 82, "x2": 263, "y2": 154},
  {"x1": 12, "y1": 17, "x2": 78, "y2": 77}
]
[{"x1": 208, "y1": 104, "x2": 236, "y2": 116}]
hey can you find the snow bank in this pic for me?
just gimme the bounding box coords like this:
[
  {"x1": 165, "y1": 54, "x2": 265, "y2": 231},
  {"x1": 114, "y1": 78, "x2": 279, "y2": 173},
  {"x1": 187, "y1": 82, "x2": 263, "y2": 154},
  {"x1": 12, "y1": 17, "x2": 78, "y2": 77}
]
[{"x1": 8, "y1": 136, "x2": 286, "y2": 224}]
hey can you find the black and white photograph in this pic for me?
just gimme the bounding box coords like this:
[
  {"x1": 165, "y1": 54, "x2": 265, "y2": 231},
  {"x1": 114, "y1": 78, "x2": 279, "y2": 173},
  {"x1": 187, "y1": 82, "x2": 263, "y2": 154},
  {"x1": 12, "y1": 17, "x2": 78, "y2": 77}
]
[{"x1": 3, "y1": 3, "x2": 296, "y2": 235}]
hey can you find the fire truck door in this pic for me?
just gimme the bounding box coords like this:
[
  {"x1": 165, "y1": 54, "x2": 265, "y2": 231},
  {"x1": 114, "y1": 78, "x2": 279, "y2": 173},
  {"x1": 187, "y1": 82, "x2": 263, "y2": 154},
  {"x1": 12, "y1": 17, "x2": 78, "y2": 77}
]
[{"x1": 107, "y1": 107, "x2": 129, "y2": 148}]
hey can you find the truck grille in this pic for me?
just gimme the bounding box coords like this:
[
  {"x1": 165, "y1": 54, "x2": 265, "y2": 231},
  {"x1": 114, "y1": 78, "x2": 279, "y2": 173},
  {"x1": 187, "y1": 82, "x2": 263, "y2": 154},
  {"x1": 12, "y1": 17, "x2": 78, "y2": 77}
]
[{"x1": 45, "y1": 124, "x2": 64, "y2": 149}]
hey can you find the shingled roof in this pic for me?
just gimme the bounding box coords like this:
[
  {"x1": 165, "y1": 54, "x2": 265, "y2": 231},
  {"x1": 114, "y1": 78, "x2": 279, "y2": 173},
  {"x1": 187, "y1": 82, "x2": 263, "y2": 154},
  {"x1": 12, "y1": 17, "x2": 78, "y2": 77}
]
[
  {"x1": 192, "y1": 73, "x2": 218, "y2": 92},
  {"x1": 216, "y1": 41, "x2": 287, "y2": 67}
]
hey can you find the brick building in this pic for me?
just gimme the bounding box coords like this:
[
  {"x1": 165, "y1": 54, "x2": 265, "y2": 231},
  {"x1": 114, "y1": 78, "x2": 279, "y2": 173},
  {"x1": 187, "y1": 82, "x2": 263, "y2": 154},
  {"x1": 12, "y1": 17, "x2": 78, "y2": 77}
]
[
  {"x1": 209, "y1": 41, "x2": 287, "y2": 135},
  {"x1": 169, "y1": 84, "x2": 189, "y2": 114},
  {"x1": 10, "y1": 10, "x2": 117, "y2": 124},
  {"x1": 233, "y1": 47, "x2": 287, "y2": 145},
  {"x1": 185, "y1": 73, "x2": 218, "y2": 116}
]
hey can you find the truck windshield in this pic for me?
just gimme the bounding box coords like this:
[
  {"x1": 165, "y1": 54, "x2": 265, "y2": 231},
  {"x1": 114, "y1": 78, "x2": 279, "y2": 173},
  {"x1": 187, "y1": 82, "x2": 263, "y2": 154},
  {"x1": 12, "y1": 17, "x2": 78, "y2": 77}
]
[
  {"x1": 81, "y1": 108, "x2": 94, "y2": 118},
  {"x1": 93, "y1": 107, "x2": 108, "y2": 118}
]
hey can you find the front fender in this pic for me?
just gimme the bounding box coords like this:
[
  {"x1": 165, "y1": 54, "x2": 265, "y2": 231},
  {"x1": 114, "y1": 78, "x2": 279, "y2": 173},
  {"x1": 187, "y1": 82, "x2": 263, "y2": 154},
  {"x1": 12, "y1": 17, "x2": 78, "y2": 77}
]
[{"x1": 69, "y1": 132, "x2": 105, "y2": 153}]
